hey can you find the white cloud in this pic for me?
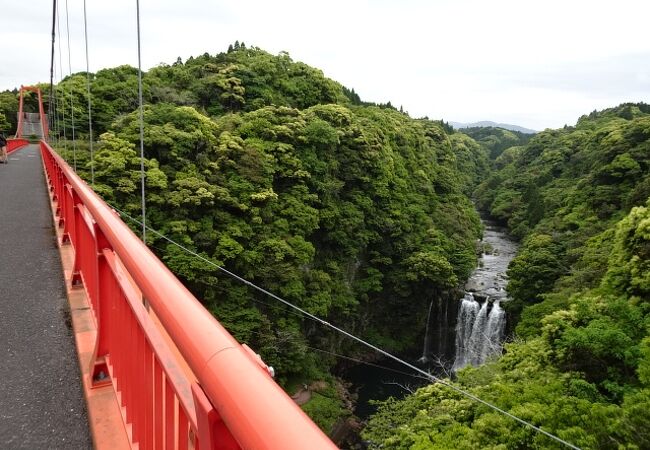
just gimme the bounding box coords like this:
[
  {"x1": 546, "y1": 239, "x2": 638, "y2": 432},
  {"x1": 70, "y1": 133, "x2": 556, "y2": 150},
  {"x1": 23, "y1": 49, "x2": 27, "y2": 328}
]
[{"x1": 2, "y1": 0, "x2": 649, "y2": 130}]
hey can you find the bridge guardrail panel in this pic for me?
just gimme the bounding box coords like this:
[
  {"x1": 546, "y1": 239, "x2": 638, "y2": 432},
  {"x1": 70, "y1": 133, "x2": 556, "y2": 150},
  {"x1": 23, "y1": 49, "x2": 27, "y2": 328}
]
[
  {"x1": 101, "y1": 248, "x2": 200, "y2": 450},
  {"x1": 39, "y1": 141, "x2": 336, "y2": 450},
  {"x1": 6, "y1": 138, "x2": 29, "y2": 154},
  {"x1": 43, "y1": 144, "x2": 203, "y2": 449}
]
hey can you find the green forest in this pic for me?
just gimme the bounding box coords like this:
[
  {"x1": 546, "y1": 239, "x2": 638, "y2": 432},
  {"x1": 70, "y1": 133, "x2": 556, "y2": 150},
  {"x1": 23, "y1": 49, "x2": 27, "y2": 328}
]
[
  {"x1": 4, "y1": 43, "x2": 649, "y2": 449},
  {"x1": 365, "y1": 104, "x2": 650, "y2": 448}
]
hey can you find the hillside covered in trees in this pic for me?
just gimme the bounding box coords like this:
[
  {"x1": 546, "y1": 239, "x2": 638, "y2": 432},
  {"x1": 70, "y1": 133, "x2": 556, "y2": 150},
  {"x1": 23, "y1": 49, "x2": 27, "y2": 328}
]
[
  {"x1": 7, "y1": 43, "x2": 649, "y2": 448},
  {"x1": 29, "y1": 45, "x2": 490, "y2": 432},
  {"x1": 364, "y1": 104, "x2": 650, "y2": 449},
  {"x1": 458, "y1": 126, "x2": 534, "y2": 160}
]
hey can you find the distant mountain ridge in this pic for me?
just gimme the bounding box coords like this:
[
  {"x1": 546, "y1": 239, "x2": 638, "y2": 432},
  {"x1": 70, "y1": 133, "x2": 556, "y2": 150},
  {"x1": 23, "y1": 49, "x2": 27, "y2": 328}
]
[{"x1": 449, "y1": 120, "x2": 537, "y2": 134}]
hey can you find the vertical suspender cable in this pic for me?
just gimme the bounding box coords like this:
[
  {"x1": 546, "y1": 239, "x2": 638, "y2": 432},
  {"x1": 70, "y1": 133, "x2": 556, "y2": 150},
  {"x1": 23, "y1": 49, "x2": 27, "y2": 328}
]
[
  {"x1": 136, "y1": 0, "x2": 146, "y2": 242},
  {"x1": 83, "y1": 0, "x2": 95, "y2": 185},
  {"x1": 52, "y1": 63, "x2": 57, "y2": 143},
  {"x1": 54, "y1": 45, "x2": 61, "y2": 144},
  {"x1": 49, "y1": 0, "x2": 57, "y2": 142},
  {"x1": 53, "y1": 63, "x2": 60, "y2": 144},
  {"x1": 56, "y1": 2, "x2": 68, "y2": 151},
  {"x1": 65, "y1": 0, "x2": 77, "y2": 171}
]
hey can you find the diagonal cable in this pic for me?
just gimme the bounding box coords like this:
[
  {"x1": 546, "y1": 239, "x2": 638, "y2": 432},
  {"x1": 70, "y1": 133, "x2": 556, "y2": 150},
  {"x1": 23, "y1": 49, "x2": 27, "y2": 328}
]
[{"x1": 105, "y1": 203, "x2": 580, "y2": 450}]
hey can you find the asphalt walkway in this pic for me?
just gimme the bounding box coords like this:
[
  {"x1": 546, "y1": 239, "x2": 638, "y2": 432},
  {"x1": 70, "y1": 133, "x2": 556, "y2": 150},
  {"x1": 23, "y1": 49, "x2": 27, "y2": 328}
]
[{"x1": 0, "y1": 144, "x2": 92, "y2": 449}]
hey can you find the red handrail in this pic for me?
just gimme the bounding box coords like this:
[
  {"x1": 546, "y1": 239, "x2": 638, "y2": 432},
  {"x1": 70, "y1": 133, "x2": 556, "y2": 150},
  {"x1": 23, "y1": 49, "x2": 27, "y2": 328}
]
[
  {"x1": 40, "y1": 140, "x2": 337, "y2": 450},
  {"x1": 7, "y1": 138, "x2": 30, "y2": 154}
]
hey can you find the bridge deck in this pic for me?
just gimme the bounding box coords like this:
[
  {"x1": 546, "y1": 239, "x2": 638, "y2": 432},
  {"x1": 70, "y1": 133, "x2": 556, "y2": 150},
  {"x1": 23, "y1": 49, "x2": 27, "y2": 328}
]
[{"x1": 0, "y1": 145, "x2": 92, "y2": 449}]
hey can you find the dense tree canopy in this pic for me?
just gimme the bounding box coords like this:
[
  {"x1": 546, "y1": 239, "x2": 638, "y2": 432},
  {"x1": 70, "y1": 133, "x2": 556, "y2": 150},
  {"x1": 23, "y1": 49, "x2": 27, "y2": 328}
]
[
  {"x1": 365, "y1": 105, "x2": 650, "y2": 449},
  {"x1": 474, "y1": 104, "x2": 650, "y2": 320},
  {"x1": 365, "y1": 199, "x2": 650, "y2": 449},
  {"x1": 458, "y1": 126, "x2": 533, "y2": 160},
  {"x1": 41, "y1": 43, "x2": 650, "y2": 446},
  {"x1": 47, "y1": 45, "x2": 489, "y2": 433},
  {"x1": 0, "y1": 90, "x2": 19, "y2": 134}
]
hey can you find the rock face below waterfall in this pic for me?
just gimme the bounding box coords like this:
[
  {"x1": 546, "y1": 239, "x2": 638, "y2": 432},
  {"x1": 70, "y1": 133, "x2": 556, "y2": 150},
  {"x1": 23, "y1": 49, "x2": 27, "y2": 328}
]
[{"x1": 418, "y1": 295, "x2": 457, "y2": 366}]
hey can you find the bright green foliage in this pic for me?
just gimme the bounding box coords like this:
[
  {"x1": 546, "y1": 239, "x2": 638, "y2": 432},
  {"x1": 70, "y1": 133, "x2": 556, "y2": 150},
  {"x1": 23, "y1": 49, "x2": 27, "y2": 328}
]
[
  {"x1": 0, "y1": 112, "x2": 11, "y2": 132},
  {"x1": 0, "y1": 90, "x2": 19, "y2": 134},
  {"x1": 93, "y1": 132, "x2": 168, "y2": 210},
  {"x1": 448, "y1": 132, "x2": 490, "y2": 194},
  {"x1": 91, "y1": 66, "x2": 146, "y2": 133},
  {"x1": 52, "y1": 73, "x2": 94, "y2": 136},
  {"x1": 604, "y1": 202, "x2": 650, "y2": 298},
  {"x1": 474, "y1": 104, "x2": 650, "y2": 323},
  {"x1": 365, "y1": 335, "x2": 647, "y2": 449},
  {"x1": 506, "y1": 233, "x2": 566, "y2": 318},
  {"x1": 300, "y1": 382, "x2": 351, "y2": 433},
  {"x1": 459, "y1": 126, "x2": 533, "y2": 159},
  {"x1": 365, "y1": 110, "x2": 650, "y2": 449},
  {"x1": 49, "y1": 46, "x2": 488, "y2": 430},
  {"x1": 145, "y1": 48, "x2": 347, "y2": 116}
]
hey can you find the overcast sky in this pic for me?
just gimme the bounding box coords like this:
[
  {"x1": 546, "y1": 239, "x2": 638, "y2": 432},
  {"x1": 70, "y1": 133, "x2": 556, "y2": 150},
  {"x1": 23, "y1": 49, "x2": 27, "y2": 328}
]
[{"x1": 2, "y1": 0, "x2": 649, "y2": 130}]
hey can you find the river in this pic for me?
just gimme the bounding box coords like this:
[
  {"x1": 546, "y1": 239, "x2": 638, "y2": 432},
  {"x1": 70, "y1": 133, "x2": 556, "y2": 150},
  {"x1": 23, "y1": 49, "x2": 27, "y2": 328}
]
[{"x1": 345, "y1": 216, "x2": 518, "y2": 420}]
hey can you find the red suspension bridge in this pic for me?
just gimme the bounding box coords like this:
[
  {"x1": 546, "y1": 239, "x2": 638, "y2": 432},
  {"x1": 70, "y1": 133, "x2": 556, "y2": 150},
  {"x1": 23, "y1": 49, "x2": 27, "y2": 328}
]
[
  {"x1": 1, "y1": 2, "x2": 584, "y2": 448},
  {"x1": 1, "y1": 88, "x2": 336, "y2": 449}
]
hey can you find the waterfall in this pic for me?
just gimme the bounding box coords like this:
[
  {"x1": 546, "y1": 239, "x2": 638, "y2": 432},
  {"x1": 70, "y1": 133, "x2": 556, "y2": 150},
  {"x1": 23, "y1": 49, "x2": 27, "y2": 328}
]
[
  {"x1": 467, "y1": 299, "x2": 489, "y2": 365},
  {"x1": 453, "y1": 295, "x2": 506, "y2": 371},
  {"x1": 411, "y1": 217, "x2": 516, "y2": 372},
  {"x1": 483, "y1": 300, "x2": 505, "y2": 356},
  {"x1": 417, "y1": 300, "x2": 434, "y2": 363},
  {"x1": 453, "y1": 294, "x2": 479, "y2": 370}
]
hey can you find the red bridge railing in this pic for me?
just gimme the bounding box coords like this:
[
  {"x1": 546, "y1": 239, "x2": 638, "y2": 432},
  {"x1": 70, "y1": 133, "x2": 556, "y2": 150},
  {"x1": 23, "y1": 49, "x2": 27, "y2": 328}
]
[
  {"x1": 40, "y1": 140, "x2": 336, "y2": 450},
  {"x1": 7, "y1": 138, "x2": 30, "y2": 154}
]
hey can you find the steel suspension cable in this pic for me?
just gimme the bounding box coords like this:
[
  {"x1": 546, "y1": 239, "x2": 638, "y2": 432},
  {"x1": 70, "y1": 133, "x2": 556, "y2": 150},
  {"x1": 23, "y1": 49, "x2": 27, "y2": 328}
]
[
  {"x1": 56, "y1": 1, "x2": 68, "y2": 151},
  {"x1": 51, "y1": 63, "x2": 57, "y2": 143},
  {"x1": 49, "y1": 0, "x2": 57, "y2": 142},
  {"x1": 54, "y1": 64, "x2": 61, "y2": 144},
  {"x1": 52, "y1": 29, "x2": 59, "y2": 142},
  {"x1": 135, "y1": 0, "x2": 146, "y2": 241},
  {"x1": 52, "y1": 59, "x2": 61, "y2": 145},
  {"x1": 64, "y1": 0, "x2": 77, "y2": 171},
  {"x1": 240, "y1": 328, "x2": 430, "y2": 381},
  {"x1": 83, "y1": 0, "x2": 94, "y2": 184},
  {"x1": 107, "y1": 205, "x2": 581, "y2": 450}
]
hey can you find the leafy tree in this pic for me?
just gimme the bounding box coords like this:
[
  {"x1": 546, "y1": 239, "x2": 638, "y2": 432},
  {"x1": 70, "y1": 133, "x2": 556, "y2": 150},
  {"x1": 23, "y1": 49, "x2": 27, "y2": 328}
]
[
  {"x1": 0, "y1": 91, "x2": 18, "y2": 134},
  {"x1": 0, "y1": 112, "x2": 11, "y2": 132},
  {"x1": 46, "y1": 47, "x2": 488, "y2": 433},
  {"x1": 507, "y1": 233, "x2": 565, "y2": 307},
  {"x1": 365, "y1": 109, "x2": 650, "y2": 449},
  {"x1": 459, "y1": 126, "x2": 533, "y2": 159}
]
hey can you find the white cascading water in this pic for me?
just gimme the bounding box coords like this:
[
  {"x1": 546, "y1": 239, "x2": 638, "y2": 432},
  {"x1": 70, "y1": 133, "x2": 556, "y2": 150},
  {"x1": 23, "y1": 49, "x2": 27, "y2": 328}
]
[
  {"x1": 453, "y1": 294, "x2": 506, "y2": 371},
  {"x1": 417, "y1": 300, "x2": 434, "y2": 363},
  {"x1": 483, "y1": 299, "x2": 505, "y2": 356},
  {"x1": 453, "y1": 294, "x2": 479, "y2": 369}
]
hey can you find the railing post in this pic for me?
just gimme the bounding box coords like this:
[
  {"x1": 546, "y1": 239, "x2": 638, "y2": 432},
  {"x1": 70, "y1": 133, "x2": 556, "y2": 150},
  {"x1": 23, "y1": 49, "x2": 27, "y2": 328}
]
[
  {"x1": 191, "y1": 383, "x2": 241, "y2": 450},
  {"x1": 61, "y1": 185, "x2": 76, "y2": 244},
  {"x1": 56, "y1": 170, "x2": 66, "y2": 227},
  {"x1": 71, "y1": 202, "x2": 84, "y2": 286},
  {"x1": 89, "y1": 244, "x2": 114, "y2": 388}
]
